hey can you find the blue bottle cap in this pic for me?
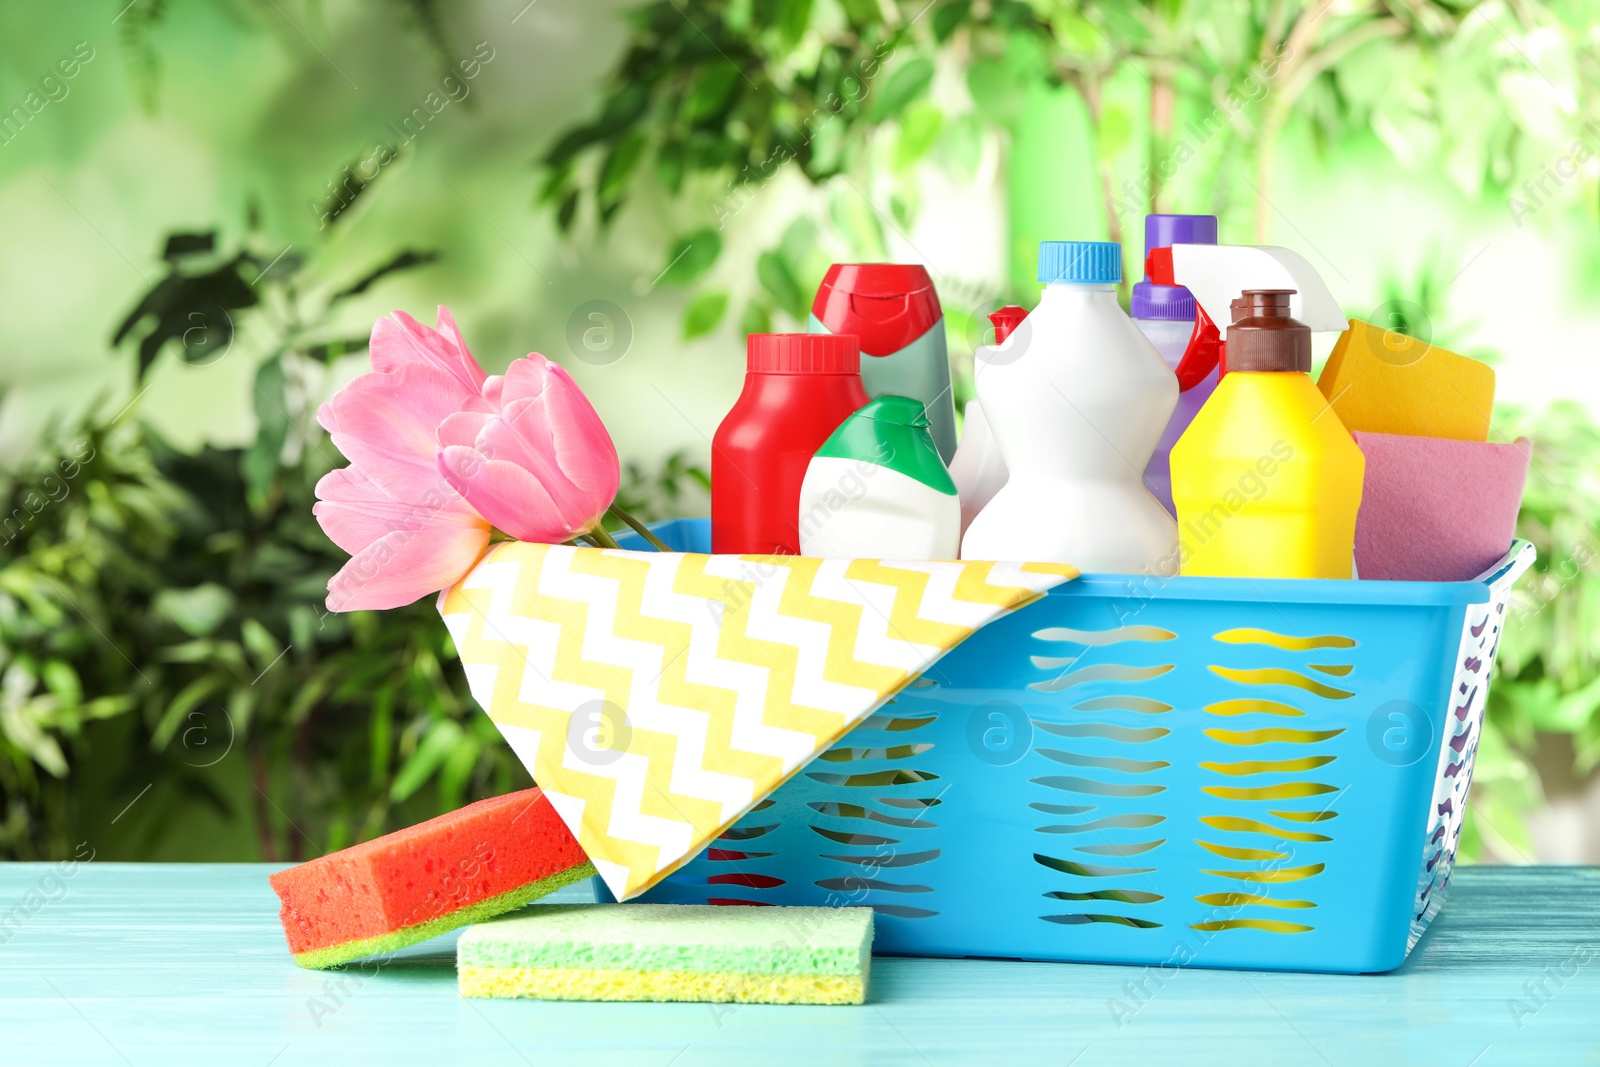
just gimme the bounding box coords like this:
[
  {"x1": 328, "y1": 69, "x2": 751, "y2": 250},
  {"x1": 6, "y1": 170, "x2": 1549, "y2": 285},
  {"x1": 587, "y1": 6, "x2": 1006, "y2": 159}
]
[{"x1": 1037, "y1": 241, "x2": 1122, "y2": 285}]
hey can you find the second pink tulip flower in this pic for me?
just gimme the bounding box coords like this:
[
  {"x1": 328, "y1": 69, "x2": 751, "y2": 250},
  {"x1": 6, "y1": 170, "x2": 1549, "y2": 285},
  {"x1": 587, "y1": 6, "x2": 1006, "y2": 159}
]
[{"x1": 436, "y1": 353, "x2": 621, "y2": 544}]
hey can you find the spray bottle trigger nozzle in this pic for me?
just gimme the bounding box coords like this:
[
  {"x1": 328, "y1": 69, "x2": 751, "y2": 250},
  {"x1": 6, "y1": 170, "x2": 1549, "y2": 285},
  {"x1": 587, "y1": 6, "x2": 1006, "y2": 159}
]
[
  {"x1": 1174, "y1": 302, "x2": 1224, "y2": 392},
  {"x1": 1144, "y1": 247, "x2": 1176, "y2": 287}
]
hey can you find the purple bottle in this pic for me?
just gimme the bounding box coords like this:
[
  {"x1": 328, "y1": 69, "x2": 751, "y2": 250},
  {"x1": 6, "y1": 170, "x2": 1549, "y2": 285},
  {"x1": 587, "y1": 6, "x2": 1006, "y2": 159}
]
[{"x1": 1133, "y1": 214, "x2": 1219, "y2": 516}]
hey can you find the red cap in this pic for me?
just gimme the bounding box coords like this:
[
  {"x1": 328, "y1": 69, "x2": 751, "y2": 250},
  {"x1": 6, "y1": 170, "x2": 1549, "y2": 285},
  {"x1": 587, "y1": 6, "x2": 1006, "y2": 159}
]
[
  {"x1": 988, "y1": 306, "x2": 1028, "y2": 344},
  {"x1": 746, "y1": 333, "x2": 860, "y2": 374},
  {"x1": 810, "y1": 264, "x2": 942, "y2": 357}
]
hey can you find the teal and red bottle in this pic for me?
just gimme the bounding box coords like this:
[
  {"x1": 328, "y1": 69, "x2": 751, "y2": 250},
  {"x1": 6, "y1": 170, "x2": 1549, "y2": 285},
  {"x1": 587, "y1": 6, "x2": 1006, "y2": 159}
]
[{"x1": 809, "y1": 264, "x2": 956, "y2": 462}]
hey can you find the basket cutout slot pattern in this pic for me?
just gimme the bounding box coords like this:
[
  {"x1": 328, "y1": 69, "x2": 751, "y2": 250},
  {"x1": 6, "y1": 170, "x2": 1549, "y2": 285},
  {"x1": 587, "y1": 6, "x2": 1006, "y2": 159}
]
[
  {"x1": 1031, "y1": 623, "x2": 1176, "y2": 930},
  {"x1": 1192, "y1": 627, "x2": 1353, "y2": 935}
]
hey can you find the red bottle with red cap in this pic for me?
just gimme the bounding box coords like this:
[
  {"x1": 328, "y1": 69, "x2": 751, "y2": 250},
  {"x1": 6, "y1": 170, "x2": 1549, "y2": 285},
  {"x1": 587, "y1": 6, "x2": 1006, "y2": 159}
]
[
  {"x1": 712, "y1": 333, "x2": 869, "y2": 555},
  {"x1": 809, "y1": 264, "x2": 955, "y2": 462}
]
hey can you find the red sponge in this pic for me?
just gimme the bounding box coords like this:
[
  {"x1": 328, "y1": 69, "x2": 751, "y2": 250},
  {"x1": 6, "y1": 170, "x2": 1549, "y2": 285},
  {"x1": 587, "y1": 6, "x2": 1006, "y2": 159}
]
[
  {"x1": 1352, "y1": 430, "x2": 1530, "y2": 582},
  {"x1": 269, "y1": 787, "x2": 593, "y2": 969}
]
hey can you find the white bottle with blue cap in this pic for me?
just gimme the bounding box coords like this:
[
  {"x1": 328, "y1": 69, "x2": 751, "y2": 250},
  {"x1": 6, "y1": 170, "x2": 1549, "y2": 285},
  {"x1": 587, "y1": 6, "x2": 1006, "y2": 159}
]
[{"x1": 961, "y1": 240, "x2": 1179, "y2": 572}]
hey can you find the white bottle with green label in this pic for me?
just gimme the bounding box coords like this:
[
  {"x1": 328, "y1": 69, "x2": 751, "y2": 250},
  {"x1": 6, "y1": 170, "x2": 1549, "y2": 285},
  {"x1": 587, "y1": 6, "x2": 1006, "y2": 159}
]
[{"x1": 797, "y1": 395, "x2": 961, "y2": 559}]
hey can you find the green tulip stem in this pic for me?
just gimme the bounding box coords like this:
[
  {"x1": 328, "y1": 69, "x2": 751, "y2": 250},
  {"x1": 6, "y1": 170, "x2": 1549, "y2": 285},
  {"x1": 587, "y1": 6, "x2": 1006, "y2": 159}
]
[
  {"x1": 606, "y1": 505, "x2": 670, "y2": 551},
  {"x1": 587, "y1": 524, "x2": 622, "y2": 549}
]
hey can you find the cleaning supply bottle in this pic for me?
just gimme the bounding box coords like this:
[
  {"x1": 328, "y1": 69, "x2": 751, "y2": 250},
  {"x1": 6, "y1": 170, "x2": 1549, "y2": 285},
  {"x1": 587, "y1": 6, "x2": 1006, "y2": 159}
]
[
  {"x1": 1170, "y1": 290, "x2": 1364, "y2": 579},
  {"x1": 797, "y1": 395, "x2": 960, "y2": 559},
  {"x1": 961, "y1": 242, "x2": 1178, "y2": 571},
  {"x1": 948, "y1": 306, "x2": 1026, "y2": 534},
  {"x1": 1132, "y1": 214, "x2": 1219, "y2": 515},
  {"x1": 712, "y1": 333, "x2": 869, "y2": 555},
  {"x1": 809, "y1": 264, "x2": 957, "y2": 463}
]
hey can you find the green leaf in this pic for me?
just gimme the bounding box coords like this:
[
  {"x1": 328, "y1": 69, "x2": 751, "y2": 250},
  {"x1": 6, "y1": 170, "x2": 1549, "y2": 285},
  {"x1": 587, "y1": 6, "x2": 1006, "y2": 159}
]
[
  {"x1": 830, "y1": 186, "x2": 888, "y2": 260},
  {"x1": 557, "y1": 189, "x2": 580, "y2": 232},
  {"x1": 777, "y1": 0, "x2": 813, "y2": 45},
  {"x1": 836, "y1": 0, "x2": 880, "y2": 26},
  {"x1": 153, "y1": 583, "x2": 235, "y2": 637},
  {"x1": 3, "y1": 708, "x2": 68, "y2": 777},
  {"x1": 655, "y1": 141, "x2": 686, "y2": 193},
  {"x1": 938, "y1": 112, "x2": 985, "y2": 182},
  {"x1": 932, "y1": 0, "x2": 972, "y2": 43},
  {"x1": 228, "y1": 686, "x2": 256, "y2": 741},
  {"x1": 741, "y1": 300, "x2": 773, "y2": 337},
  {"x1": 598, "y1": 131, "x2": 648, "y2": 206},
  {"x1": 1096, "y1": 102, "x2": 1134, "y2": 162},
  {"x1": 890, "y1": 189, "x2": 917, "y2": 230},
  {"x1": 657, "y1": 229, "x2": 723, "y2": 287},
  {"x1": 965, "y1": 34, "x2": 1048, "y2": 126},
  {"x1": 114, "y1": 257, "x2": 259, "y2": 380},
  {"x1": 437, "y1": 733, "x2": 482, "y2": 808},
  {"x1": 332, "y1": 249, "x2": 440, "y2": 302},
  {"x1": 778, "y1": 216, "x2": 816, "y2": 266},
  {"x1": 757, "y1": 251, "x2": 807, "y2": 321},
  {"x1": 151, "y1": 675, "x2": 226, "y2": 751},
  {"x1": 894, "y1": 102, "x2": 944, "y2": 170},
  {"x1": 685, "y1": 64, "x2": 741, "y2": 123},
  {"x1": 162, "y1": 232, "x2": 216, "y2": 260},
  {"x1": 867, "y1": 57, "x2": 935, "y2": 122},
  {"x1": 682, "y1": 290, "x2": 730, "y2": 339},
  {"x1": 1543, "y1": 673, "x2": 1600, "y2": 733},
  {"x1": 370, "y1": 690, "x2": 395, "y2": 790},
  {"x1": 286, "y1": 669, "x2": 331, "y2": 726},
  {"x1": 243, "y1": 356, "x2": 288, "y2": 510},
  {"x1": 41, "y1": 660, "x2": 82, "y2": 706},
  {"x1": 391, "y1": 719, "x2": 463, "y2": 802},
  {"x1": 240, "y1": 618, "x2": 283, "y2": 673},
  {"x1": 300, "y1": 337, "x2": 371, "y2": 364}
]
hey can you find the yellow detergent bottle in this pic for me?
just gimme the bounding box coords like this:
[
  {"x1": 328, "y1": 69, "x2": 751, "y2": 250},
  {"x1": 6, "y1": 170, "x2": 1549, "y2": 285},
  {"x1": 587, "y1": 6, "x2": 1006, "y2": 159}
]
[{"x1": 1171, "y1": 289, "x2": 1364, "y2": 579}]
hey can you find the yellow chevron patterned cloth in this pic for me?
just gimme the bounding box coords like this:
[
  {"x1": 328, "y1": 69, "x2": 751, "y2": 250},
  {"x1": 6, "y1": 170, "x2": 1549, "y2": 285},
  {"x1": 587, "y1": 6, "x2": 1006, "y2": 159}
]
[{"x1": 440, "y1": 543, "x2": 1076, "y2": 901}]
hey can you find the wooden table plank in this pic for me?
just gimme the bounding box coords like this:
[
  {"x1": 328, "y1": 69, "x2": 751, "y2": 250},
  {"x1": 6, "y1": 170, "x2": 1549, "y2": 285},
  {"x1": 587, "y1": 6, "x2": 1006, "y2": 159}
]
[{"x1": 1, "y1": 863, "x2": 1596, "y2": 1066}]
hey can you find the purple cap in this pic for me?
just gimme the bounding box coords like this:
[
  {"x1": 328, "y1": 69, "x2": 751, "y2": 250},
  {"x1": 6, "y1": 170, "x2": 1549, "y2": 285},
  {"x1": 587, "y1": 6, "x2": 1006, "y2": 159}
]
[{"x1": 1130, "y1": 214, "x2": 1218, "y2": 321}]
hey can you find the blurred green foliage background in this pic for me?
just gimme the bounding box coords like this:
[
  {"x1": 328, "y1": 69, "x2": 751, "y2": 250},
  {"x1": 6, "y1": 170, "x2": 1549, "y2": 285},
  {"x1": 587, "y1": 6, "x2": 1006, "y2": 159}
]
[{"x1": 1, "y1": 0, "x2": 1597, "y2": 864}]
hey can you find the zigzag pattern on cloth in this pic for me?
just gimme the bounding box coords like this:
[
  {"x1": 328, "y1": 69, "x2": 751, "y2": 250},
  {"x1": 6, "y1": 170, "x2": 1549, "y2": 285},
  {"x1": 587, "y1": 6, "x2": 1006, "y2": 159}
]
[{"x1": 441, "y1": 542, "x2": 1076, "y2": 900}]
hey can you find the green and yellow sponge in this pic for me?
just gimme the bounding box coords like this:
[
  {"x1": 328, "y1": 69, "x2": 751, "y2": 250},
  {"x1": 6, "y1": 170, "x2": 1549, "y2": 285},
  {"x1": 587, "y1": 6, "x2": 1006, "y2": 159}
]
[{"x1": 457, "y1": 904, "x2": 874, "y2": 1005}]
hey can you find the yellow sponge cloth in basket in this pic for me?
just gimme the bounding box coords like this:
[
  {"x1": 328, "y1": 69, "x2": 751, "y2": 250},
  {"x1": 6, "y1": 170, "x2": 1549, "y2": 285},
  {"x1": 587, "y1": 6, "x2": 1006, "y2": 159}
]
[
  {"x1": 457, "y1": 904, "x2": 873, "y2": 1005},
  {"x1": 1317, "y1": 319, "x2": 1495, "y2": 441}
]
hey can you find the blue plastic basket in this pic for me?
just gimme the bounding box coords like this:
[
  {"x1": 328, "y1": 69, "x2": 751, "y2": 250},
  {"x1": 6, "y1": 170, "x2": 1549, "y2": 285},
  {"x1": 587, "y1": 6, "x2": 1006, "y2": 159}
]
[{"x1": 614, "y1": 519, "x2": 1533, "y2": 974}]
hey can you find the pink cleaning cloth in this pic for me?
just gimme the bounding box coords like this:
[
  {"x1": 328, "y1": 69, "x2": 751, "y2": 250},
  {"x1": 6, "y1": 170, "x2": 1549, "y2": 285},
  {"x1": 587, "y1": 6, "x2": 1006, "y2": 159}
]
[{"x1": 1352, "y1": 431, "x2": 1531, "y2": 582}]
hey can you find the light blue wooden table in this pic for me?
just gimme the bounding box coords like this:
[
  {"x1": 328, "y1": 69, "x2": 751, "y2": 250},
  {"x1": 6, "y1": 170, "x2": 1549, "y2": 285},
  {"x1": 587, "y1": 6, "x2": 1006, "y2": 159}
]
[{"x1": 1, "y1": 863, "x2": 1595, "y2": 1065}]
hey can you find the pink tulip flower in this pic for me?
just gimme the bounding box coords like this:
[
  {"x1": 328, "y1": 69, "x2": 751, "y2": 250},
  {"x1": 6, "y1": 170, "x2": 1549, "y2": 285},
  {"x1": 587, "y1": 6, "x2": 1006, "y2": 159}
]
[
  {"x1": 436, "y1": 353, "x2": 620, "y2": 544},
  {"x1": 315, "y1": 307, "x2": 491, "y2": 611}
]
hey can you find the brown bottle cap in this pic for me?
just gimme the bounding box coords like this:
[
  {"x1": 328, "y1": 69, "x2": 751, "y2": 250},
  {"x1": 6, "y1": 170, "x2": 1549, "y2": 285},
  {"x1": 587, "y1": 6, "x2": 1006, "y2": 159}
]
[{"x1": 1225, "y1": 289, "x2": 1310, "y2": 372}]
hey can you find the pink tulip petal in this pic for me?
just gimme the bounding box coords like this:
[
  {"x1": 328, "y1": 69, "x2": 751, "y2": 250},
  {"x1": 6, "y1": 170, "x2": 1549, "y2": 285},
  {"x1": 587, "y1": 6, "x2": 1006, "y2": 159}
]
[
  {"x1": 314, "y1": 490, "x2": 480, "y2": 557},
  {"x1": 314, "y1": 466, "x2": 482, "y2": 555},
  {"x1": 438, "y1": 446, "x2": 586, "y2": 543},
  {"x1": 325, "y1": 518, "x2": 491, "y2": 612},
  {"x1": 491, "y1": 359, "x2": 619, "y2": 504},
  {"x1": 500, "y1": 355, "x2": 552, "y2": 400},
  {"x1": 478, "y1": 374, "x2": 506, "y2": 410},
  {"x1": 369, "y1": 307, "x2": 487, "y2": 397},
  {"x1": 436, "y1": 409, "x2": 495, "y2": 451},
  {"x1": 319, "y1": 363, "x2": 472, "y2": 504},
  {"x1": 539, "y1": 363, "x2": 621, "y2": 500},
  {"x1": 431, "y1": 305, "x2": 479, "y2": 375},
  {"x1": 433, "y1": 353, "x2": 619, "y2": 543},
  {"x1": 475, "y1": 403, "x2": 573, "y2": 495},
  {"x1": 314, "y1": 463, "x2": 380, "y2": 501}
]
